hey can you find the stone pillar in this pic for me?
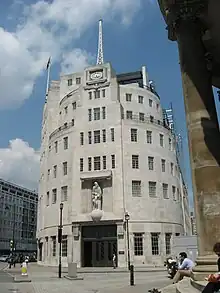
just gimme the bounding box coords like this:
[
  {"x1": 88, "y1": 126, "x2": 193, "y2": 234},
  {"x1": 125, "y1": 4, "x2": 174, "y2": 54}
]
[{"x1": 175, "y1": 18, "x2": 220, "y2": 280}]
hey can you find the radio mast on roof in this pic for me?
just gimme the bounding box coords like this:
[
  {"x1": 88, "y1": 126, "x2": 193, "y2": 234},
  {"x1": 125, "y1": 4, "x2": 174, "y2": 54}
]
[{"x1": 96, "y1": 19, "x2": 104, "y2": 65}]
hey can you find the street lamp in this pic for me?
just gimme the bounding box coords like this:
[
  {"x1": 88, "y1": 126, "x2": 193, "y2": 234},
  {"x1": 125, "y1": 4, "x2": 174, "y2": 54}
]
[
  {"x1": 125, "y1": 211, "x2": 131, "y2": 270},
  {"x1": 58, "y1": 203, "x2": 64, "y2": 278}
]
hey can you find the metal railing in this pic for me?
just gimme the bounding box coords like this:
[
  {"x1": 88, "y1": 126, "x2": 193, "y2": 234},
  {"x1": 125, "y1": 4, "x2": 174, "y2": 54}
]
[{"x1": 49, "y1": 121, "x2": 74, "y2": 140}]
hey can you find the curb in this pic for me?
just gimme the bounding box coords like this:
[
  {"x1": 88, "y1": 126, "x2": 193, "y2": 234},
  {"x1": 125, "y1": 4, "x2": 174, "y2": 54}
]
[{"x1": 14, "y1": 276, "x2": 32, "y2": 283}]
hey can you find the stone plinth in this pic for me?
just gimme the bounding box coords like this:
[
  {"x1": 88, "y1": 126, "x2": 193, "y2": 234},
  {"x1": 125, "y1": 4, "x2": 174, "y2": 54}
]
[
  {"x1": 91, "y1": 209, "x2": 103, "y2": 222},
  {"x1": 64, "y1": 262, "x2": 83, "y2": 281}
]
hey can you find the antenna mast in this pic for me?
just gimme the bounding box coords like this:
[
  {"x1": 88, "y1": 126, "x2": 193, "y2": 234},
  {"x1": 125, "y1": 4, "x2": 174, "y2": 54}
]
[{"x1": 96, "y1": 19, "x2": 104, "y2": 65}]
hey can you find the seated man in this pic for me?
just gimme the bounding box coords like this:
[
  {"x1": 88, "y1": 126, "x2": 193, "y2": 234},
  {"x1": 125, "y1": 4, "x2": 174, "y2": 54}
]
[
  {"x1": 202, "y1": 243, "x2": 220, "y2": 293},
  {"x1": 173, "y1": 252, "x2": 194, "y2": 284}
]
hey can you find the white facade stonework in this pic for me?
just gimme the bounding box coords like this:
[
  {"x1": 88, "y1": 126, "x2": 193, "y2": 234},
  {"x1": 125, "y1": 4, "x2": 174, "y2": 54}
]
[{"x1": 37, "y1": 63, "x2": 190, "y2": 267}]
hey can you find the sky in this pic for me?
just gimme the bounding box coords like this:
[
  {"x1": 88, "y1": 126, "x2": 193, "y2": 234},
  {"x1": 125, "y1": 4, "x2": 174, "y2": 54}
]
[{"x1": 0, "y1": 0, "x2": 219, "y2": 205}]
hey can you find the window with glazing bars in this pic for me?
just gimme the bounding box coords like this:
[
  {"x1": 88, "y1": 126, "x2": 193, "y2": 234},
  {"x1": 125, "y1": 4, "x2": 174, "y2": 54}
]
[
  {"x1": 111, "y1": 155, "x2": 115, "y2": 169},
  {"x1": 162, "y1": 183, "x2": 169, "y2": 199},
  {"x1": 134, "y1": 233, "x2": 144, "y2": 256},
  {"x1": 94, "y1": 130, "x2": 100, "y2": 143},
  {"x1": 102, "y1": 129, "x2": 106, "y2": 142},
  {"x1": 165, "y1": 233, "x2": 172, "y2": 255},
  {"x1": 103, "y1": 156, "x2": 107, "y2": 170},
  {"x1": 148, "y1": 156, "x2": 154, "y2": 170},
  {"x1": 131, "y1": 129, "x2": 137, "y2": 142},
  {"x1": 132, "y1": 155, "x2": 139, "y2": 169},
  {"x1": 146, "y1": 131, "x2": 152, "y2": 144},
  {"x1": 62, "y1": 236, "x2": 68, "y2": 257},
  {"x1": 94, "y1": 156, "x2": 101, "y2": 171},
  {"x1": 61, "y1": 186, "x2": 68, "y2": 201},
  {"x1": 52, "y1": 236, "x2": 56, "y2": 256},
  {"x1": 149, "y1": 181, "x2": 156, "y2": 197},
  {"x1": 80, "y1": 158, "x2": 84, "y2": 172},
  {"x1": 88, "y1": 157, "x2": 92, "y2": 171},
  {"x1": 80, "y1": 132, "x2": 84, "y2": 145},
  {"x1": 151, "y1": 233, "x2": 159, "y2": 255},
  {"x1": 132, "y1": 180, "x2": 141, "y2": 197},
  {"x1": 94, "y1": 108, "x2": 100, "y2": 120}
]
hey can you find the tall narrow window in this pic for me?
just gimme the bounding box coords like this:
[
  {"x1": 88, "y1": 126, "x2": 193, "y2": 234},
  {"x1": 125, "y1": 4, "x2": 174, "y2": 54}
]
[
  {"x1": 61, "y1": 186, "x2": 68, "y2": 201},
  {"x1": 146, "y1": 131, "x2": 152, "y2": 144},
  {"x1": 159, "y1": 134, "x2": 164, "y2": 147},
  {"x1": 149, "y1": 181, "x2": 156, "y2": 197},
  {"x1": 63, "y1": 162, "x2": 67, "y2": 175},
  {"x1": 102, "y1": 156, "x2": 107, "y2": 170},
  {"x1": 102, "y1": 129, "x2": 106, "y2": 143},
  {"x1": 88, "y1": 131, "x2": 92, "y2": 144},
  {"x1": 138, "y1": 95, "x2": 143, "y2": 104},
  {"x1": 72, "y1": 102, "x2": 76, "y2": 110},
  {"x1": 165, "y1": 233, "x2": 172, "y2": 255},
  {"x1": 161, "y1": 159, "x2": 166, "y2": 172},
  {"x1": 88, "y1": 109, "x2": 92, "y2": 121},
  {"x1": 80, "y1": 132, "x2": 84, "y2": 145},
  {"x1": 68, "y1": 79, "x2": 72, "y2": 86},
  {"x1": 89, "y1": 92, "x2": 92, "y2": 100},
  {"x1": 132, "y1": 180, "x2": 141, "y2": 197},
  {"x1": 94, "y1": 130, "x2": 101, "y2": 143},
  {"x1": 131, "y1": 129, "x2": 137, "y2": 142},
  {"x1": 126, "y1": 111, "x2": 132, "y2": 119},
  {"x1": 102, "y1": 89, "x2": 106, "y2": 97},
  {"x1": 110, "y1": 128, "x2": 115, "y2": 142},
  {"x1": 52, "y1": 236, "x2": 56, "y2": 256},
  {"x1": 151, "y1": 233, "x2": 159, "y2": 255},
  {"x1": 148, "y1": 157, "x2": 154, "y2": 170},
  {"x1": 139, "y1": 112, "x2": 145, "y2": 122},
  {"x1": 80, "y1": 158, "x2": 84, "y2": 172},
  {"x1": 76, "y1": 77, "x2": 81, "y2": 84},
  {"x1": 94, "y1": 156, "x2": 101, "y2": 171},
  {"x1": 46, "y1": 192, "x2": 49, "y2": 206},
  {"x1": 132, "y1": 155, "x2": 139, "y2": 169},
  {"x1": 88, "y1": 157, "x2": 92, "y2": 171},
  {"x1": 102, "y1": 107, "x2": 106, "y2": 119},
  {"x1": 168, "y1": 138, "x2": 172, "y2": 151},
  {"x1": 162, "y1": 183, "x2": 169, "y2": 199},
  {"x1": 63, "y1": 137, "x2": 68, "y2": 150},
  {"x1": 94, "y1": 90, "x2": 100, "y2": 99},
  {"x1": 64, "y1": 106, "x2": 68, "y2": 114},
  {"x1": 62, "y1": 236, "x2": 68, "y2": 257},
  {"x1": 126, "y1": 93, "x2": 132, "y2": 102},
  {"x1": 149, "y1": 99, "x2": 153, "y2": 107},
  {"x1": 134, "y1": 233, "x2": 144, "y2": 256},
  {"x1": 171, "y1": 162, "x2": 174, "y2": 175},
  {"x1": 172, "y1": 186, "x2": 176, "y2": 200},
  {"x1": 53, "y1": 165, "x2": 57, "y2": 178},
  {"x1": 52, "y1": 189, "x2": 57, "y2": 204},
  {"x1": 111, "y1": 155, "x2": 115, "y2": 169},
  {"x1": 47, "y1": 169, "x2": 50, "y2": 179},
  {"x1": 94, "y1": 107, "x2": 100, "y2": 120},
  {"x1": 55, "y1": 141, "x2": 58, "y2": 153}
]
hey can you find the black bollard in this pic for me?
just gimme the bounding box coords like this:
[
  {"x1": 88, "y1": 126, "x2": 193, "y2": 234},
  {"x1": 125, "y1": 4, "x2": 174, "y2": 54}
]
[{"x1": 130, "y1": 265, "x2": 134, "y2": 286}]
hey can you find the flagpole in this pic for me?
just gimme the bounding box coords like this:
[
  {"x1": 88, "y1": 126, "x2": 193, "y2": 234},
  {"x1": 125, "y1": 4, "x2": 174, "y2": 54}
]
[{"x1": 45, "y1": 57, "x2": 51, "y2": 100}]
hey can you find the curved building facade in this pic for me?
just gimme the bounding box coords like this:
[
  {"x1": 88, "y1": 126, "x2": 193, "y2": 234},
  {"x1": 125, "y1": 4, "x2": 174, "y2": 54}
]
[{"x1": 37, "y1": 62, "x2": 190, "y2": 267}]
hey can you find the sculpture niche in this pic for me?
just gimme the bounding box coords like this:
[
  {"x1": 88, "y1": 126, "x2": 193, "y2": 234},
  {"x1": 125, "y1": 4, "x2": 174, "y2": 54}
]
[{"x1": 91, "y1": 182, "x2": 103, "y2": 222}]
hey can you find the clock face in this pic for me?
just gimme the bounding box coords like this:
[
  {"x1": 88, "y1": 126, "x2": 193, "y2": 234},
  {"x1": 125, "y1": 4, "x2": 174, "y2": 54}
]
[{"x1": 90, "y1": 71, "x2": 103, "y2": 80}]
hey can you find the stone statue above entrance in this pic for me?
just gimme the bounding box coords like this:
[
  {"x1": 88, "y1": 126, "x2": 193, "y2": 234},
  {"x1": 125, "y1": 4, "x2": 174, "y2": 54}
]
[{"x1": 92, "y1": 182, "x2": 102, "y2": 210}]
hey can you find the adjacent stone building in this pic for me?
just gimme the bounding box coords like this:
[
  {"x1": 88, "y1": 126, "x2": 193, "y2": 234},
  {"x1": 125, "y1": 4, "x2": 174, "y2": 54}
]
[{"x1": 37, "y1": 61, "x2": 191, "y2": 267}]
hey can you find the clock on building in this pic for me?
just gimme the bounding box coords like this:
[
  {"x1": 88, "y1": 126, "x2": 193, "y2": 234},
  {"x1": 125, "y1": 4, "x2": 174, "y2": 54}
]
[{"x1": 90, "y1": 71, "x2": 103, "y2": 80}]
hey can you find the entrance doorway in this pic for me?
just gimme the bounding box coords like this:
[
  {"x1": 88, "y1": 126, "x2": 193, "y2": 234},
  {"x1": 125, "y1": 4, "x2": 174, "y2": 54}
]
[{"x1": 81, "y1": 225, "x2": 117, "y2": 267}]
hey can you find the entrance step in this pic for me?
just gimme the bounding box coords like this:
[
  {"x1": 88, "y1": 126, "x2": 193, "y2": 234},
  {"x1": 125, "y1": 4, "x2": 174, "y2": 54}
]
[{"x1": 176, "y1": 279, "x2": 200, "y2": 293}]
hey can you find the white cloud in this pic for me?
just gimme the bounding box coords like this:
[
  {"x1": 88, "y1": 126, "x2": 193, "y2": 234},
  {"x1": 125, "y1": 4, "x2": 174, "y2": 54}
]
[
  {"x1": 0, "y1": 0, "x2": 143, "y2": 109},
  {"x1": 0, "y1": 139, "x2": 40, "y2": 191}
]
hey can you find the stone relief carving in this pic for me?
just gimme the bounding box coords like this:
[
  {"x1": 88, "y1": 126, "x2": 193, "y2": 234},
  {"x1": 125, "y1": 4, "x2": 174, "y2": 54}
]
[{"x1": 92, "y1": 182, "x2": 102, "y2": 210}]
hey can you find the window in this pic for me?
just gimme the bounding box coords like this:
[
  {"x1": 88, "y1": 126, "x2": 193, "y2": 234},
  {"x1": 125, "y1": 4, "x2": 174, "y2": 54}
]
[
  {"x1": 134, "y1": 233, "x2": 144, "y2": 256},
  {"x1": 175, "y1": 165, "x2": 178, "y2": 177},
  {"x1": 55, "y1": 141, "x2": 58, "y2": 153},
  {"x1": 62, "y1": 236, "x2": 68, "y2": 257},
  {"x1": 139, "y1": 112, "x2": 145, "y2": 122},
  {"x1": 172, "y1": 186, "x2": 176, "y2": 200},
  {"x1": 149, "y1": 99, "x2": 153, "y2": 107},
  {"x1": 111, "y1": 155, "x2": 115, "y2": 169},
  {"x1": 52, "y1": 236, "x2": 56, "y2": 256},
  {"x1": 150, "y1": 115, "x2": 154, "y2": 123},
  {"x1": 71, "y1": 119, "x2": 74, "y2": 126},
  {"x1": 52, "y1": 189, "x2": 57, "y2": 204},
  {"x1": 102, "y1": 129, "x2": 106, "y2": 143},
  {"x1": 64, "y1": 106, "x2": 68, "y2": 114},
  {"x1": 89, "y1": 92, "x2": 92, "y2": 100},
  {"x1": 148, "y1": 156, "x2": 154, "y2": 170},
  {"x1": 126, "y1": 93, "x2": 132, "y2": 102},
  {"x1": 94, "y1": 156, "x2": 101, "y2": 171},
  {"x1": 149, "y1": 181, "x2": 156, "y2": 197},
  {"x1": 126, "y1": 111, "x2": 132, "y2": 119},
  {"x1": 159, "y1": 134, "x2": 164, "y2": 147},
  {"x1": 102, "y1": 89, "x2": 106, "y2": 97},
  {"x1": 67, "y1": 79, "x2": 72, "y2": 86},
  {"x1": 94, "y1": 108, "x2": 100, "y2": 120},
  {"x1": 80, "y1": 132, "x2": 84, "y2": 145},
  {"x1": 176, "y1": 188, "x2": 180, "y2": 201},
  {"x1": 88, "y1": 109, "x2": 92, "y2": 121},
  {"x1": 72, "y1": 102, "x2": 76, "y2": 110},
  {"x1": 132, "y1": 180, "x2": 141, "y2": 197},
  {"x1": 88, "y1": 157, "x2": 92, "y2": 171},
  {"x1": 146, "y1": 131, "x2": 152, "y2": 144},
  {"x1": 80, "y1": 158, "x2": 84, "y2": 172},
  {"x1": 88, "y1": 131, "x2": 92, "y2": 144},
  {"x1": 46, "y1": 192, "x2": 49, "y2": 206},
  {"x1": 160, "y1": 160, "x2": 165, "y2": 174},
  {"x1": 171, "y1": 162, "x2": 174, "y2": 175},
  {"x1": 76, "y1": 77, "x2": 81, "y2": 84},
  {"x1": 53, "y1": 165, "x2": 57, "y2": 178},
  {"x1": 131, "y1": 129, "x2": 137, "y2": 142},
  {"x1": 110, "y1": 128, "x2": 115, "y2": 142},
  {"x1": 102, "y1": 107, "x2": 106, "y2": 119},
  {"x1": 47, "y1": 169, "x2": 50, "y2": 179},
  {"x1": 61, "y1": 186, "x2": 68, "y2": 201},
  {"x1": 63, "y1": 137, "x2": 68, "y2": 150},
  {"x1": 132, "y1": 155, "x2": 139, "y2": 169},
  {"x1": 94, "y1": 130, "x2": 101, "y2": 143},
  {"x1": 168, "y1": 138, "x2": 172, "y2": 151},
  {"x1": 138, "y1": 95, "x2": 143, "y2": 104},
  {"x1": 63, "y1": 162, "x2": 67, "y2": 175},
  {"x1": 151, "y1": 233, "x2": 159, "y2": 255},
  {"x1": 94, "y1": 90, "x2": 100, "y2": 99},
  {"x1": 156, "y1": 103, "x2": 159, "y2": 110},
  {"x1": 103, "y1": 156, "x2": 107, "y2": 170},
  {"x1": 165, "y1": 233, "x2": 172, "y2": 255},
  {"x1": 163, "y1": 183, "x2": 169, "y2": 199}
]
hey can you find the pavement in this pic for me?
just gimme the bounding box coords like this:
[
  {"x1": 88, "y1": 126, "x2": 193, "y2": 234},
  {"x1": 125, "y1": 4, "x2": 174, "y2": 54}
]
[{"x1": 0, "y1": 262, "x2": 173, "y2": 293}]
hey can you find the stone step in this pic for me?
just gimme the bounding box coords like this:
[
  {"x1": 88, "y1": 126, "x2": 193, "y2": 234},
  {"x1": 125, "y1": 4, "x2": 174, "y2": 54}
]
[
  {"x1": 176, "y1": 279, "x2": 200, "y2": 293},
  {"x1": 190, "y1": 278, "x2": 207, "y2": 292}
]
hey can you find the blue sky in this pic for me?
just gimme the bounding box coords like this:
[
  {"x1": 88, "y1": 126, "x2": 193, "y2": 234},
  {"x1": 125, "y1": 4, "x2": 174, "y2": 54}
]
[{"x1": 0, "y1": 0, "x2": 218, "y2": 202}]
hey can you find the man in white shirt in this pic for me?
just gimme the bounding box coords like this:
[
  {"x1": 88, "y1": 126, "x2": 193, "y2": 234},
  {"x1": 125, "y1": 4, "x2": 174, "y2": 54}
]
[{"x1": 173, "y1": 252, "x2": 194, "y2": 283}]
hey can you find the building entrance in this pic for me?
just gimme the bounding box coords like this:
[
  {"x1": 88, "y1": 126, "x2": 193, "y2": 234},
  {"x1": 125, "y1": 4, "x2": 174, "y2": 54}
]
[{"x1": 81, "y1": 224, "x2": 117, "y2": 267}]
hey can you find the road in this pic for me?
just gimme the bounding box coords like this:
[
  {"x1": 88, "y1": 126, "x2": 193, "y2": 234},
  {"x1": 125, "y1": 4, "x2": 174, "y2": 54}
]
[{"x1": 0, "y1": 268, "x2": 15, "y2": 293}]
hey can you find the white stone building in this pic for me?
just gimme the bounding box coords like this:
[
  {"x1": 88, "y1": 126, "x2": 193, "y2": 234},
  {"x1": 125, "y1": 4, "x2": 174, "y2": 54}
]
[{"x1": 37, "y1": 21, "x2": 191, "y2": 268}]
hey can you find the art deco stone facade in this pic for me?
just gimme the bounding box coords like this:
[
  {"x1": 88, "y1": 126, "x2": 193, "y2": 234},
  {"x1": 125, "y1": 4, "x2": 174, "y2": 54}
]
[{"x1": 37, "y1": 62, "x2": 191, "y2": 267}]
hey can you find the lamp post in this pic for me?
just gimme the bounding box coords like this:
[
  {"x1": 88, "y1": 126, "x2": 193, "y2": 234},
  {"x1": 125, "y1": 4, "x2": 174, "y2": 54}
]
[
  {"x1": 125, "y1": 212, "x2": 130, "y2": 270},
  {"x1": 58, "y1": 203, "x2": 63, "y2": 278}
]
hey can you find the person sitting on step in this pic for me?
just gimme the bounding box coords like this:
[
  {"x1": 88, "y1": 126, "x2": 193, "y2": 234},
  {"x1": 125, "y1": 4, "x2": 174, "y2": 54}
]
[{"x1": 173, "y1": 252, "x2": 194, "y2": 283}]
